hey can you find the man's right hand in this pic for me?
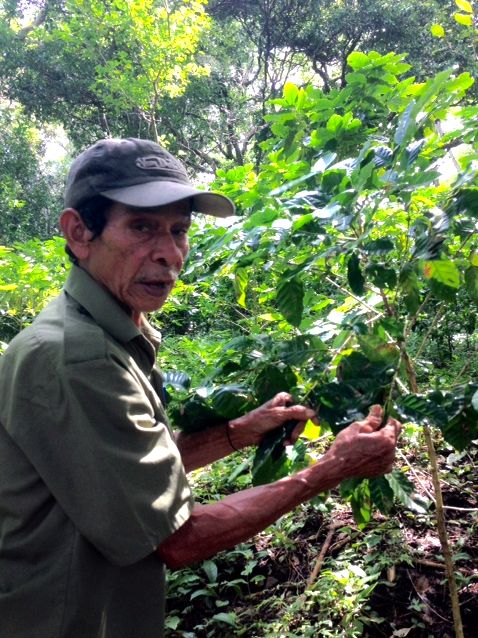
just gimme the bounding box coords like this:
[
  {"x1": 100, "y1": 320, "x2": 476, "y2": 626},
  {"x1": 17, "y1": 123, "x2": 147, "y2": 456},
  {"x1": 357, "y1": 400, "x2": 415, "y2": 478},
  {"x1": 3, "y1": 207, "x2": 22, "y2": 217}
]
[{"x1": 325, "y1": 405, "x2": 401, "y2": 479}]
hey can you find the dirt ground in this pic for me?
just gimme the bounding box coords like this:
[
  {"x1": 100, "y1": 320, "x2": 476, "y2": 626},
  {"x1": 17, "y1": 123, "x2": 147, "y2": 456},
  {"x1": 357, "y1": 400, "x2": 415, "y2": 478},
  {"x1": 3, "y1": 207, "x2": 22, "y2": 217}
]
[{"x1": 167, "y1": 446, "x2": 478, "y2": 637}]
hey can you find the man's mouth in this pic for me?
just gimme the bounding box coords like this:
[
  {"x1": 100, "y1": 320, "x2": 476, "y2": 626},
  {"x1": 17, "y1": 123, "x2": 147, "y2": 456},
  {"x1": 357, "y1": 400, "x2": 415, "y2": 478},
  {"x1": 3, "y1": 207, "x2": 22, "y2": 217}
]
[{"x1": 139, "y1": 279, "x2": 175, "y2": 296}]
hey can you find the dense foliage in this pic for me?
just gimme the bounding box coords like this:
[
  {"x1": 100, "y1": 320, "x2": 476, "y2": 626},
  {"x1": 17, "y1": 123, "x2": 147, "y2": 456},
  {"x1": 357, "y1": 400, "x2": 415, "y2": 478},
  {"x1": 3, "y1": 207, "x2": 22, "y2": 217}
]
[{"x1": 1, "y1": 1, "x2": 477, "y2": 636}]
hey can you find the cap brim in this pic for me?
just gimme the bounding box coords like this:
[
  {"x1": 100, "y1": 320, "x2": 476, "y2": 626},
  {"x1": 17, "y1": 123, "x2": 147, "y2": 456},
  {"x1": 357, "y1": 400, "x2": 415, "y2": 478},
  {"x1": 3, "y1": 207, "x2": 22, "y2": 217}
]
[{"x1": 101, "y1": 181, "x2": 235, "y2": 218}]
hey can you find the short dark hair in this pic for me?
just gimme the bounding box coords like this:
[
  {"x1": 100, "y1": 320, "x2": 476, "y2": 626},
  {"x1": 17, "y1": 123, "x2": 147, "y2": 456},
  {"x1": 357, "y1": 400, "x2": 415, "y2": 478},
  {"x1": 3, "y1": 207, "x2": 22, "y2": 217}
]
[{"x1": 65, "y1": 195, "x2": 114, "y2": 264}]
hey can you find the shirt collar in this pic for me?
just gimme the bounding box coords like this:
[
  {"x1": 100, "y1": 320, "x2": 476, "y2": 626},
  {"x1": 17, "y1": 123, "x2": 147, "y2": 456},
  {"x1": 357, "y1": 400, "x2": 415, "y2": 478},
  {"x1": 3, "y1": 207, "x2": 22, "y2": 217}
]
[{"x1": 64, "y1": 265, "x2": 162, "y2": 350}]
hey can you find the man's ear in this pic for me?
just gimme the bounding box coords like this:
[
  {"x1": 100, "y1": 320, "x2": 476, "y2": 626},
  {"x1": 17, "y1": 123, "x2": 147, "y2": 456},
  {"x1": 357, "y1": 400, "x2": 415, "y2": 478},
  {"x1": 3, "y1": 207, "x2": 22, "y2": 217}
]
[{"x1": 60, "y1": 208, "x2": 94, "y2": 261}]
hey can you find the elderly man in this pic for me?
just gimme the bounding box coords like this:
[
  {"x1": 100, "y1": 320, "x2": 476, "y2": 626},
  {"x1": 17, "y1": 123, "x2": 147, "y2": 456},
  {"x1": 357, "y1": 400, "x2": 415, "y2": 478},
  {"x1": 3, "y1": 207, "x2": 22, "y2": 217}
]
[{"x1": 0, "y1": 138, "x2": 400, "y2": 638}]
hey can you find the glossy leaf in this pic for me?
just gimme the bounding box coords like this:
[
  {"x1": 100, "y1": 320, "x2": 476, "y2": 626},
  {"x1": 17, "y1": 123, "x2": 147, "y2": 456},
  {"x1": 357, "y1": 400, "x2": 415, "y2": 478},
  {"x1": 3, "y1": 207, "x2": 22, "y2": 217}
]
[
  {"x1": 396, "y1": 385, "x2": 478, "y2": 451},
  {"x1": 283, "y1": 82, "x2": 299, "y2": 105},
  {"x1": 340, "y1": 478, "x2": 372, "y2": 527},
  {"x1": 373, "y1": 146, "x2": 394, "y2": 168},
  {"x1": 347, "y1": 253, "x2": 365, "y2": 295},
  {"x1": 252, "y1": 428, "x2": 293, "y2": 486},
  {"x1": 369, "y1": 476, "x2": 395, "y2": 514},
  {"x1": 357, "y1": 335, "x2": 399, "y2": 367},
  {"x1": 399, "y1": 265, "x2": 420, "y2": 314},
  {"x1": 386, "y1": 471, "x2": 429, "y2": 513},
  {"x1": 234, "y1": 267, "x2": 248, "y2": 308},
  {"x1": 395, "y1": 394, "x2": 449, "y2": 428},
  {"x1": 405, "y1": 139, "x2": 425, "y2": 165},
  {"x1": 431, "y1": 24, "x2": 445, "y2": 37},
  {"x1": 394, "y1": 101, "x2": 415, "y2": 146},
  {"x1": 163, "y1": 371, "x2": 191, "y2": 391},
  {"x1": 464, "y1": 266, "x2": 478, "y2": 302},
  {"x1": 455, "y1": 0, "x2": 473, "y2": 12},
  {"x1": 366, "y1": 264, "x2": 397, "y2": 289},
  {"x1": 454, "y1": 12, "x2": 473, "y2": 25},
  {"x1": 276, "y1": 276, "x2": 304, "y2": 327},
  {"x1": 210, "y1": 385, "x2": 254, "y2": 420},
  {"x1": 277, "y1": 334, "x2": 327, "y2": 365},
  {"x1": 412, "y1": 233, "x2": 444, "y2": 260},
  {"x1": 254, "y1": 364, "x2": 297, "y2": 404},
  {"x1": 362, "y1": 239, "x2": 394, "y2": 254},
  {"x1": 422, "y1": 260, "x2": 460, "y2": 288},
  {"x1": 347, "y1": 51, "x2": 371, "y2": 70}
]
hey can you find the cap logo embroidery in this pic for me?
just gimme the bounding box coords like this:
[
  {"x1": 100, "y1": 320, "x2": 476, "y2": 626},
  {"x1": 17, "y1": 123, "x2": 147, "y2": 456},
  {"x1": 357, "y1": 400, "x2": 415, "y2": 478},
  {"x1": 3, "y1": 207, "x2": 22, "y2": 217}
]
[{"x1": 136, "y1": 155, "x2": 184, "y2": 174}]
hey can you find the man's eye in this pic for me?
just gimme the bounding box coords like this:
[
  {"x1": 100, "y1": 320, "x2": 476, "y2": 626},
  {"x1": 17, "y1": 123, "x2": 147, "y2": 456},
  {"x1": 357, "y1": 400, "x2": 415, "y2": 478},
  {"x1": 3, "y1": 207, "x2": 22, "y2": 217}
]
[{"x1": 132, "y1": 222, "x2": 151, "y2": 233}]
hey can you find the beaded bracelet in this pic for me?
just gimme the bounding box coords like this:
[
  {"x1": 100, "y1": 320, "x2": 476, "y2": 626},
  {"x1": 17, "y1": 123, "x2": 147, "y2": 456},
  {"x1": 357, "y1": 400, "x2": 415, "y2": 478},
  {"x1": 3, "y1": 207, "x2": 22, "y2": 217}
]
[{"x1": 226, "y1": 422, "x2": 240, "y2": 452}]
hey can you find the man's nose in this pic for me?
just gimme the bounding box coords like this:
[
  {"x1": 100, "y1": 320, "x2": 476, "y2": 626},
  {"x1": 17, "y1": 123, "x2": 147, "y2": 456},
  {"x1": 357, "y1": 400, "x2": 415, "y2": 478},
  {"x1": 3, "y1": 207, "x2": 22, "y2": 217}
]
[{"x1": 150, "y1": 233, "x2": 184, "y2": 267}]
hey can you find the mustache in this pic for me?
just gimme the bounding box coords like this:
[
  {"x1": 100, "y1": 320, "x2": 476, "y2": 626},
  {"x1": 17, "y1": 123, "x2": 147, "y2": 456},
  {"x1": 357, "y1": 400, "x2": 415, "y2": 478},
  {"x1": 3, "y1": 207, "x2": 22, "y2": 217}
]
[{"x1": 137, "y1": 269, "x2": 180, "y2": 284}]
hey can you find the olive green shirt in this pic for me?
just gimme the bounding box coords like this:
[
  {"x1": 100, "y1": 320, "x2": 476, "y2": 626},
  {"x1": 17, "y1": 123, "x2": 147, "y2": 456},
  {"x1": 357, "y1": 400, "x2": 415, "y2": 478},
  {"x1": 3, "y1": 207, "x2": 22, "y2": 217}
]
[{"x1": 0, "y1": 265, "x2": 194, "y2": 638}]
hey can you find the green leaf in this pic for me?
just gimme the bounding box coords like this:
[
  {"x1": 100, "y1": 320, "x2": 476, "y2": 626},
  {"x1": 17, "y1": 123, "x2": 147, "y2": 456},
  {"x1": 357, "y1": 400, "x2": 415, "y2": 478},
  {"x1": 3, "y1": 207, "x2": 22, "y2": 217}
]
[
  {"x1": 345, "y1": 71, "x2": 367, "y2": 85},
  {"x1": 347, "y1": 253, "x2": 365, "y2": 295},
  {"x1": 412, "y1": 233, "x2": 444, "y2": 260},
  {"x1": 423, "y1": 260, "x2": 460, "y2": 288},
  {"x1": 428, "y1": 278, "x2": 458, "y2": 302},
  {"x1": 369, "y1": 476, "x2": 395, "y2": 514},
  {"x1": 311, "y1": 151, "x2": 337, "y2": 174},
  {"x1": 252, "y1": 435, "x2": 291, "y2": 486},
  {"x1": 465, "y1": 265, "x2": 478, "y2": 302},
  {"x1": 340, "y1": 478, "x2": 371, "y2": 527},
  {"x1": 283, "y1": 82, "x2": 299, "y2": 105},
  {"x1": 254, "y1": 364, "x2": 297, "y2": 404},
  {"x1": 347, "y1": 51, "x2": 371, "y2": 70},
  {"x1": 202, "y1": 559, "x2": 218, "y2": 583},
  {"x1": 454, "y1": 12, "x2": 474, "y2": 25},
  {"x1": 164, "y1": 616, "x2": 181, "y2": 630},
  {"x1": 373, "y1": 146, "x2": 394, "y2": 168},
  {"x1": 405, "y1": 139, "x2": 426, "y2": 166},
  {"x1": 211, "y1": 612, "x2": 237, "y2": 627},
  {"x1": 441, "y1": 384, "x2": 478, "y2": 450},
  {"x1": 431, "y1": 24, "x2": 445, "y2": 37},
  {"x1": 386, "y1": 471, "x2": 429, "y2": 513},
  {"x1": 396, "y1": 385, "x2": 478, "y2": 450},
  {"x1": 394, "y1": 101, "x2": 416, "y2": 146},
  {"x1": 455, "y1": 0, "x2": 473, "y2": 12},
  {"x1": 446, "y1": 186, "x2": 478, "y2": 219},
  {"x1": 277, "y1": 334, "x2": 327, "y2": 365},
  {"x1": 357, "y1": 335, "x2": 399, "y2": 367},
  {"x1": 362, "y1": 239, "x2": 394, "y2": 254},
  {"x1": 365, "y1": 264, "x2": 397, "y2": 289},
  {"x1": 395, "y1": 394, "x2": 449, "y2": 428},
  {"x1": 276, "y1": 276, "x2": 304, "y2": 327},
  {"x1": 163, "y1": 371, "x2": 191, "y2": 391},
  {"x1": 234, "y1": 267, "x2": 248, "y2": 308},
  {"x1": 170, "y1": 396, "x2": 224, "y2": 433},
  {"x1": 210, "y1": 385, "x2": 254, "y2": 420},
  {"x1": 326, "y1": 113, "x2": 343, "y2": 133}
]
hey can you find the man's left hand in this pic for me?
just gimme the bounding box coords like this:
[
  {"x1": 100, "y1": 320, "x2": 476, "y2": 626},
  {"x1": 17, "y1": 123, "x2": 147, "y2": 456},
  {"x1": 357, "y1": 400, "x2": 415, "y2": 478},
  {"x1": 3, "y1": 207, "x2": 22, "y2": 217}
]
[{"x1": 228, "y1": 392, "x2": 316, "y2": 448}]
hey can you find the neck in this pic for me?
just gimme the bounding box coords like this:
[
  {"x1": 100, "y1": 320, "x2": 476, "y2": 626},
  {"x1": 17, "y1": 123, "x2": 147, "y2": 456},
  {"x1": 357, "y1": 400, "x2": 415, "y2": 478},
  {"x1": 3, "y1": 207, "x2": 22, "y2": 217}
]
[{"x1": 132, "y1": 311, "x2": 143, "y2": 327}]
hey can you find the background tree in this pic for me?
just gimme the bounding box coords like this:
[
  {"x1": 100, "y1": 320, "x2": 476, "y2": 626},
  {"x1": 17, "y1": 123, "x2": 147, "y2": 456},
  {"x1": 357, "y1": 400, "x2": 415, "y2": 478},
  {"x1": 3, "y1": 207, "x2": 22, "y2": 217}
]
[{"x1": 0, "y1": 104, "x2": 65, "y2": 243}]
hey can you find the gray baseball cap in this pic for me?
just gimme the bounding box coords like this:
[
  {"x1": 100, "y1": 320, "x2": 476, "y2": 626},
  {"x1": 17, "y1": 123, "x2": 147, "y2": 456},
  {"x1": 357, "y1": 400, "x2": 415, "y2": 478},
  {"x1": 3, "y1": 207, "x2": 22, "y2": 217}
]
[{"x1": 64, "y1": 138, "x2": 235, "y2": 217}]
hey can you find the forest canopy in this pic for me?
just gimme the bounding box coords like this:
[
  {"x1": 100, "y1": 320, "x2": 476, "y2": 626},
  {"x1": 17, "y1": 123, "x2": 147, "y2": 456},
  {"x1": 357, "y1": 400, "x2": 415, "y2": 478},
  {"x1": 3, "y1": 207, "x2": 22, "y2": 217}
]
[{"x1": 1, "y1": 1, "x2": 477, "y2": 636}]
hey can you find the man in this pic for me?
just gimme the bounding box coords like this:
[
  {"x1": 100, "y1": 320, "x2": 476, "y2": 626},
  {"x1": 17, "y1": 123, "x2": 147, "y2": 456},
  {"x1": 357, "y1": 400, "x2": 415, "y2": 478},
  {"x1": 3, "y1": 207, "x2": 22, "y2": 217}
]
[{"x1": 0, "y1": 138, "x2": 400, "y2": 637}]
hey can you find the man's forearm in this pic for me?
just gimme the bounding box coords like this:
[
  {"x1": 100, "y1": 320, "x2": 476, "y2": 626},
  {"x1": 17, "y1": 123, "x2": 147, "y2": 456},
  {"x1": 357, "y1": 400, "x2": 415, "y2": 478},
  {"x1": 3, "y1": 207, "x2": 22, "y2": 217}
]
[
  {"x1": 175, "y1": 394, "x2": 315, "y2": 473},
  {"x1": 157, "y1": 452, "x2": 342, "y2": 569},
  {"x1": 175, "y1": 422, "x2": 251, "y2": 473},
  {"x1": 164, "y1": 406, "x2": 400, "y2": 569}
]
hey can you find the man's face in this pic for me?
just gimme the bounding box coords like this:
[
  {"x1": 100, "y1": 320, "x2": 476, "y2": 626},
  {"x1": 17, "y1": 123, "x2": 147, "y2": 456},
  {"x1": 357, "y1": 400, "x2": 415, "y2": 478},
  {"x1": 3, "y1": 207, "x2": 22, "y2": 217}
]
[{"x1": 81, "y1": 200, "x2": 191, "y2": 319}]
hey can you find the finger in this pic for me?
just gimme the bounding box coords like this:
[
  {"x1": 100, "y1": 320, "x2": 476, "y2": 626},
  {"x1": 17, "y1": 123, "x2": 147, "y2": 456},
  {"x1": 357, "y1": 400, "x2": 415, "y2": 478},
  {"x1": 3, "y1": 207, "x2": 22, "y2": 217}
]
[
  {"x1": 363, "y1": 405, "x2": 384, "y2": 431},
  {"x1": 284, "y1": 420, "x2": 307, "y2": 446},
  {"x1": 369, "y1": 404, "x2": 383, "y2": 419},
  {"x1": 268, "y1": 392, "x2": 294, "y2": 407},
  {"x1": 283, "y1": 404, "x2": 316, "y2": 423},
  {"x1": 382, "y1": 417, "x2": 402, "y2": 440}
]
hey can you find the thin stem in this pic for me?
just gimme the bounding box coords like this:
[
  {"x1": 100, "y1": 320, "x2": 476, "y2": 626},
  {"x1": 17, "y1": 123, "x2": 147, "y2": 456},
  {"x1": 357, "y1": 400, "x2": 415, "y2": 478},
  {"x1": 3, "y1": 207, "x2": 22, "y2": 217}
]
[{"x1": 403, "y1": 349, "x2": 465, "y2": 638}]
